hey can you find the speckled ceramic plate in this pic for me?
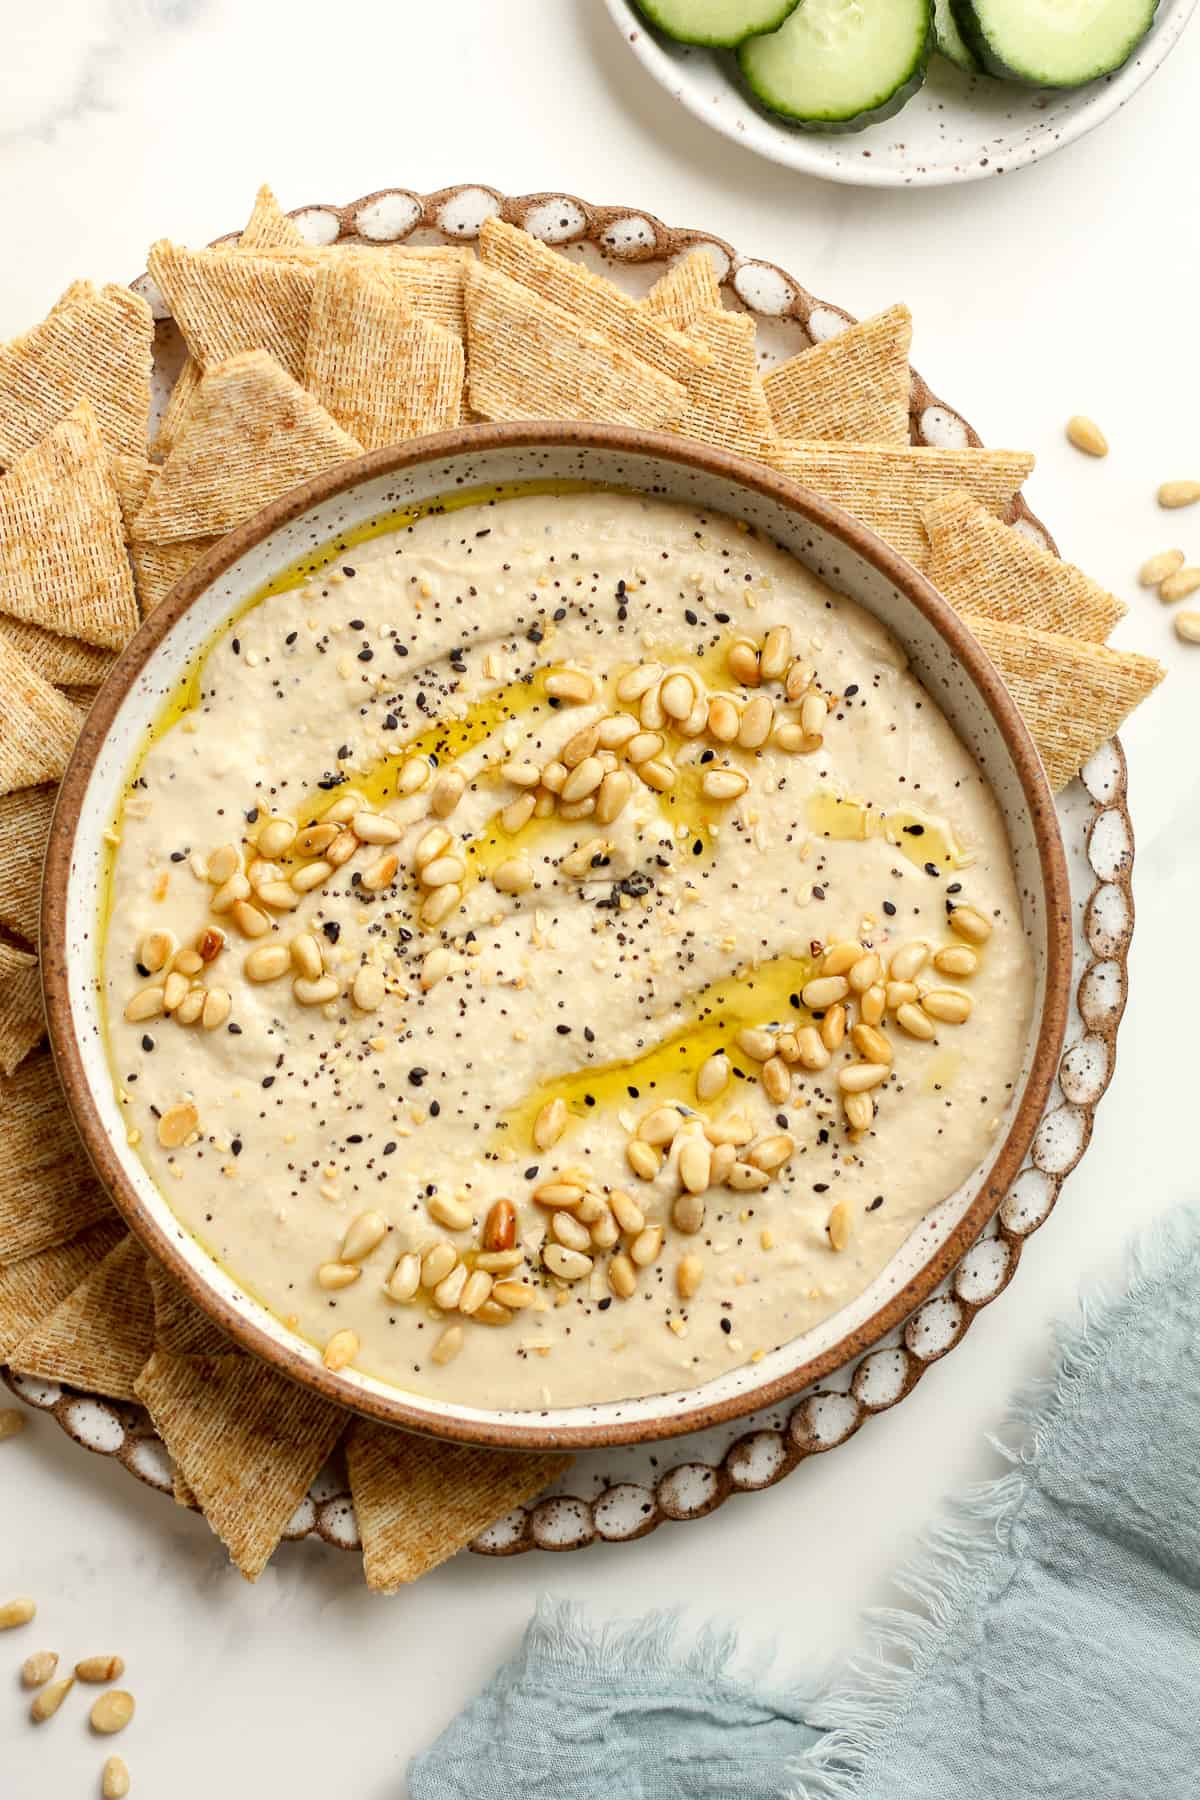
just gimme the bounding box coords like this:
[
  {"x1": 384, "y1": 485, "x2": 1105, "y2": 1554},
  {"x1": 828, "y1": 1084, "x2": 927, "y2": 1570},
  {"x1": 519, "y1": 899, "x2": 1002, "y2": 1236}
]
[
  {"x1": 6, "y1": 185, "x2": 1135, "y2": 1555},
  {"x1": 605, "y1": 0, "x2": 1197, "y2": 187}
]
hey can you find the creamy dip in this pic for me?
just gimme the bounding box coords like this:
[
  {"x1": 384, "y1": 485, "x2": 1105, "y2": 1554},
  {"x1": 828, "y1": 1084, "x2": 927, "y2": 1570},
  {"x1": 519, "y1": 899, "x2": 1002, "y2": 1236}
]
[{"x1": 103, "y1": 489, "x2": 1033, "y2": 1410}]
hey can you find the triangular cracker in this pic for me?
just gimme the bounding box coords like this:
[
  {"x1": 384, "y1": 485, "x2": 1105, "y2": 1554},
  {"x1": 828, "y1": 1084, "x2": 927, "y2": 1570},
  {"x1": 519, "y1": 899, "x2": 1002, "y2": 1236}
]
[
  {"x1": 303, "y1": 261, "x2": 464, "y2": 450},
  {"x1": 8, "y1": 1235, "x2": 154, "y2": 1400},
  {"x1": 345, "y1": 1418, "x2": 570, "y2": 1593},
  {"x1": 110, "y1": 451, "x2": 155, "y2": 538},
  {"x1": 964, "y1": 617, "x2": 1164, "y2": 791},
  {"x1": 0, "y1": 404, "x2": 139, "y2": 649},
  {"x1": 0, "y1": 634, "x2": 84, "y2": 797},
  {"x1": 236, "y1": 183, "x2": 307, "y2": 253},
  {"x1": 131, "y1": 351, "x2": 362, "y2": 544},
  {"x1": 0, "y1": 283, "x2": 152, "y2": 467},
  {"x1": 0, "y1": 619, "x2": 115, "y2": 689},
  {"x1": 674, "y1": 308, "x2": 776, "y2": 460},
  {"x1": 0, "y1": 784, "x2": 55, "y2": 941},
  {"x1": 764, "y1": 306, "x2": 913, "y2": 445},
  {"x1": 0, "y1": 1049, "x2": 112, "y2": 1263},
  {"x1": 256, "y1": 243, "x2": 473, "y2": 340},
  {"x1": 129, "y1": 535, "x2": 221, "y2": 616},
  {"x1": 0, "y1": 941, "x2": 43, "y2": 1075},
  {"x1": 50, "y1": 280, "x2": 97, "y2": 317},
  {"x1": 924, "y1": 491, "x2": 1126, "y2": 642},
  {"x1": 465, "y1": 263, "x2": 686, "y2": 431},
  {"x1": 146, "y1": 242, "x2": 315, "y2": 380},
  {"x1": 478, "y1": 215, "x2": 709, "y2": 388},
  {"x1": 0, "y1": 1218, "x2": 124, "y2": 1359},
  {"x1": 152, "y1": 357, "x2": 201, "y2": 461},
  {"x1": 767, "y1": 442, "x2": 1035, "y2": 571},
  {"x1": 144, "y1": 1256, "x2": 233, "y2": 1357},
  {"x1": 133, "y1": 1350, "x2": 345, "y2": 1580},
  {"x1": 642, "y1": 249, "x2": 722, "y2": 333}
]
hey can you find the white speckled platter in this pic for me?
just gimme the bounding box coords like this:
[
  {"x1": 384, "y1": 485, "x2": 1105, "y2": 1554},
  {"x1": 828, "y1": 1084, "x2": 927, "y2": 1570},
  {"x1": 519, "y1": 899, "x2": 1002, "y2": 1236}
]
[
  {"x1": 3, "y1": 184, "x2": 1135, "y2": 1560},
  {"x1": 604, "y1": 0, "x2": 1197, "y2": 187}
]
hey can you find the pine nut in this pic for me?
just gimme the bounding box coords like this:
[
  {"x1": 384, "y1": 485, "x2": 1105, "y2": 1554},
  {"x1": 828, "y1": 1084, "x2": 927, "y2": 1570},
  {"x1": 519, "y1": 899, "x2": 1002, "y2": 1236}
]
[
  {"x1": 747, "y1": 1132, "x2": 794, "y2": 1171},
  {"x1": 844, "y1": 1091, "x2": 874, "y2": 1132},
  {"x1": 560, "y1": 723, "x2": 599, "y2": 768},
  {"x1": 598, "y1": 712, "x2": 639, "y2": 749},
  {"x1": 794, "y1": 1026, "x2": 829, "y2": 1070},
  {"x1": 707, "y1": 1112, "x2": 754, "y2": 1147},
  {"x1": 207, "y1": 843, "x2": 241, "y2": 884},
  {"x1": 539, "y1": 762, "x2": 568, "y2": 797},
  {"x1": 352, "y1": 811, "x2": 403, "y2": 845},
  {"x1": 921, "y1": 988, "x2": 972, "y2": 1024},
  {"x1": 246, "y1": 856, "x2": 281, "y2": 891},
  {"x1": 695, "y1": 1051, "x2": 730, "y2": 1101},
  {"x1": 351, "y1": 964, "x2": 386, "y2": 1011},
  {"x1": 421, "y1": 883, "x2": 462, "y2": 926},
  {"x1": 727, "y1": 1161, "x2": 770, "y2": 1190},
  {"x1": 384, "y1": 1253, "x2": 421, "y2": 1302},
  {"x1": 21, "y1": 1650, "x2": 56, "y2": 1685},
  {"x1": 458, "y1": 1269, "x2": 494, "y2": 1315},
  {"x1": 431, "y1": 1324, "x2": 464, "y2": 1364},
  {"x1": 827, "y1": 1201, "x2": 852, "y2": 1251},
  {"x1": 102, "y1": 1756, "x2": 130, "y2": 1799},
  {"x1": 124, "y1": 986, "x2": 165, "y2": 1023},
  {"x1": 89, "y1": 1690, "x2": 135, "y2": 1735},
  {"x1": 802, "y1": 974, "x2": 849, "y2": 1009},
  {"x1": 1158, "y1": 480, "x2": 1200, "y2": 509},
  {"x1": 948, "y1": 905, "x2": 992, "y2": 945},
  {"x1": 617, "y1": 662, "x2": 663, "y2": 703},
  {"x1": 799, "y1": 693, "x2": 827, "y2": 739},
  {"x1": 896, "y1": 1002, "x2": 936, "y2": 1040},
  {"x1": 243, "y1": 943, "x2": 287, "y2": 982},
  {"x1": 342, "y1": 1210, "x2": 388, "y2": 1261},
  {"x1": 501, "y1": 793, "x2": 536, "y2": 834},
  {"x1": 161, "y1": 970, "x2": 189, "y2": 1012},
  {"x1": 1, "y1": 1597, "x2": 36, "y2": 1629},
  {"x1": 1174, "y1": 609, "x2": 1200, "y2": 644},
  {"x1": 785, "y1": 658, "x2": 813, "y2": 701},
  {"x1": 885, "y1": 980, "x2": 918, "y2": 1010},
  {"x1": 727, "y1": 639, "x2": 761, "y2": 687},
  {"x1": 847, "y1": 951, "x2": 880, "y2": 994},
  {"x1": 193, "y1": 927, "x2": 224, "y2": 963},
  {"x1": 533, "y1": 1097, "x2": 568, "y2": 1151},
  {"x1": 636, "y1": 1105, "x2": 679, "y2": 1146},
  {"x1": 737, "y1": 694, "x2": 774, "y2": 748},
  {"x1": 421, "y1": 1242, "x2": 458, "y2": 1288},
  {"x1": 258, "y1": 818, "x2": 296, "y2": 858},
  {"x1": 761, "y1": 1056, "x2": 790, "y2": 1104},
  {"x1": 483, "y1": 1198, "x2": 517, "y2": 1250},
  {"x1": 1161, "y1": 567, "x2": 1200, "y2": 603},
  {"x1": 820, "y1": 940, "x2": 862, "y2": 977},
  {"x1": 429, "y1": 1195, "x2": 473, "y2": 1232},
  {"x1": 209, "y1": 872, "x2": 250, "y2": 913},
  {"x1": 735, "y1": 1027, "x2": 775, "y2": 1062},
  {"x1": 138, "y1": 928, "x2": 175, "y2": 973},
  {"x1": 639, "y1": 757, "x2": 676, "y2": 792},
  {"x1": 255, "y1": 881, "x2": 301, "y2": 912},
  {"x1": 363, "y1": 851, "x2": 401, "y2": 891},
  {"x1": 430, "y1": 770, "x2": 466, "y2": 817},
  {"x1": 1139, "y1": 548, "x2": 1184, "y2": 587},
  {"x1": 607, "y1": 1189, "x2": 644, "y2": 1234},
  {"x1": 933, "y1": 945, "x2": 977, "y2": 977},
  {"x1": 701, "y1": 768, "x2": 748, "y2": 801},
  {"x1": 296, "y1": 823, "x2": 339, "y2": 856},
  {"x1": 707, "y1": 694, "x2": 741, "y2": 742},
  {"x1": 31, "y1": 1676, "x2": 74, "y2": 1722},
  {"x1": 860, "y1": 984, "x2": 886, "y2": 1027},
  {"x1": 317, "y1": 1261, "x2": 360, "y2": 1291},
  {"x1": 760, "y1": 625, "x2": 792, "y2": 681},
  {"x1": 433, "y1": 1261, "x2": 468, "y2": 1309},
  {"x1": 492, "y1": 1280, "x2": 538, "y2": 1309},
  {"x1": 820, "y1": 1002, "x2": 846, "y2": 1051},
  {"x1": 531, "y1": 1184, "x2": 584, "y2": 1215},
  {"x1": 658, "y1": 672, "x2": 694, "y2": 720},
  {"x1": 558, "y1": 798, "x2": 595, "y2": 822},
  {"x1": 157, "y1": 1101, "x2": 198, "y2": 1148},
  {"x1": 852, "y1": 1023, "x2": 893, "y2": 1064},
  {"x1": 623, "y1": 730, "x2": 660, "y2": 767},
  {"x1": 230, "y1": 899, "x2": 271, "y2": 939},
  {"x1": 627, "y1": 1139, "x2": 661, "y2": 1181},
  {"x1": 173, "y1": 987, "x2": 205, "y2": 1027},
  {"x1": 562, "y1": 756, "x2": 604, "y2": 802},
  {"x1": 629, "y1": 1225, "x2": 663, "y2": 1267},
  {"x1": 889, "y1": 941, "x2": 928, "y2": 980},
  {"x1": 291, "y1": 858, "x2": 332, "y2": 892},
  {"x1": 545, "y1": 669, "x2": 594, "y2": 703},
  {"x1": 672, "y1": 1253, "x2": 702, "y2": 1300},
  {"x1": 678, "y1": 1136, "x2": 712, "y2": 1194},
  {"x1": 608, "y1": 1253, "x2": 637, "y2": 1299},
  {"x1": 673, "y1": 1190, "x2": 707, "y2": 1233},
  {"x1": 594, "y1": 770, "x2": 633, "y2": 824},
  {"x1": 552, "y1": 1211, "x2": 591, "y2": 1253},
  {"x1": 772, "y1": 721, "x2": 807, "y2": 753},
  {"x1": 421, "y1": 947, "x2": 453, "y2": 990},
  {"x1": 639, "y1": 682, "x2": 666, "y2": 729},
  {"x1": 1066, "y1": 415, "x2": 1108, "y2": 457},
  {"x1": 398, "y1": 757, "x2": 431, "y2": 795},
  {"x1": 414, "y1": 825, "x2": 451, "y2": 868},
  {"x1": 839, "y1": 1062, "x2": 888, "y2": 1094},
  {"x1": 289, "y1": 932, "x2": 323, "y2": 980},
  {"x1": 294, "y1": 974, "x2": 339, "y2": 1005},
  {"x1": 543, "y1": 1243, "x2": 593, "y2": 1280}
]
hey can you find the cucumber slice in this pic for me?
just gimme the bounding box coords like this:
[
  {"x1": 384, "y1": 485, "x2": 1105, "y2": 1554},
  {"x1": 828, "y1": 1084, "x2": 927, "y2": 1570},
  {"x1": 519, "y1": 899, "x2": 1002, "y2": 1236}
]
[
  {"x1": 934, "y1": 0, "x2": 980, "y2": 71},
  {"x1": 953, "y1": 0, "x2": 1159, "y2": 86},
  {"x1": 738, "y1": 0, "x2": 933, "y2": 134},
  {"x1": 632, "y1": 0, "x2": 802, "y2": 49}
]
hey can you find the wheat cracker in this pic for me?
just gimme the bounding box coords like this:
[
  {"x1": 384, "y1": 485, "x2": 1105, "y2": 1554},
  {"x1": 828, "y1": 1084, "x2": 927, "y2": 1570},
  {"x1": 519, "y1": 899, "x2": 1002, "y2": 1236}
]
[
  {"x1": 144, "y1": 1256, "x2": 233, "y2": 1358},
  {"x1": 0, "y1": 1050, "x2": 112, "y2": 1263},
  {"x1": 128, "y1": 534, "x2": 221, "y2": 616},
  {"x1": 0, "y1": 619, "x2": 115, "y2": 689},
  {"x1": 0, "y1": 635, "x2": 84, "y2": 797},
  {"x1": 674, "y1": 307, "x2": 776, "y2": 460},
  {"x1": 8, "y1": 1235, "x2": 154, "y2": 1400},
  {"x1": 641, "y1": 249, "x2": 722, "y2": 333},
  {"x1": 0, "y1": 784, "x2": 55, "y2": 941},
  {"x1": 0, "y1": 283, "x2": 152, "y2": 467},
  {"x1": 0, "y1": 942, "x2": 42, "y2": 1075},
  {"x1": 146, "y1": 242, "x2": 315, "y2": 380},
  {"x1": 764, "y1": 306, "x2": 912, "y2": 445},
  {"x1": 0, "y1": 1218, "x2": 124, "y2": 1359}
]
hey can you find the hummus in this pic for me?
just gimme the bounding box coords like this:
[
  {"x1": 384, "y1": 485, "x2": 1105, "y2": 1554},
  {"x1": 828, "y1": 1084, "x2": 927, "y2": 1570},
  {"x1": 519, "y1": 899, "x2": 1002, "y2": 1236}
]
[{"x1": 102, "y1": 488, "x2": 1033, "y2": 1410}]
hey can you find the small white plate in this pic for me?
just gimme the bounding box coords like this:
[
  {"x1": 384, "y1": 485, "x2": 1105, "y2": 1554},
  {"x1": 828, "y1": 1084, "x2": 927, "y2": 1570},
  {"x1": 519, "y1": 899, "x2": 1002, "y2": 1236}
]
[{"x1": 604, "y1": 0, "x2": 1197, "y2": 187}]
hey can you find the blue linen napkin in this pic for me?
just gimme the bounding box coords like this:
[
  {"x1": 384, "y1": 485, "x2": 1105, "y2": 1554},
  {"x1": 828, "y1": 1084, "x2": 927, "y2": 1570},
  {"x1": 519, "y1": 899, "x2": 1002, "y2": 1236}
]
[{"x1": 409, "y1": 1211, "x2": 1200, "y2": 1799}]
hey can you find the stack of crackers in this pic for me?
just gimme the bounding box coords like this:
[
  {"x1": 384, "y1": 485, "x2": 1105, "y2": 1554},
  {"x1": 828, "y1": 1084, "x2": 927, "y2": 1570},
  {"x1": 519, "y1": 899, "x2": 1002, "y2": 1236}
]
[{"x1": 0, "y1": 184, "x2": 1164, "y2": 1586}]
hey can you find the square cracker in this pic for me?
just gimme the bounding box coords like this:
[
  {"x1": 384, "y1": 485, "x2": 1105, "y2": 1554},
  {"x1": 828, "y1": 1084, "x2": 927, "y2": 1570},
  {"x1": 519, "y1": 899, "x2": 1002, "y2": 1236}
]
[
  {"x1": 144, "y1": 1256, "x2": 232, "y2": 1358},
  {"x1": 146, "y1": 242, "x2": 315, "y2": 380},
  {"x1": 0, "y1": 282, "x2": 153, "y2": 468},
  {"x1": 465, "y1": 262, "x2": 686, "y2": 432},
  {"x1": 0, "y1": 618, "x2": 115, "y2": 689},
  {"x1": 641, "y1": 249, "x2": 722, "y2": 334},
  {"x1": 129, "y1": 535, "x2": 221, "y2": 616},
  {"x1": 0, "y1": 783, "x2": 55, "y2": 941},
  {"x1": 0, "y1": 634, "x2": 84, "y2": 798},
  {"x1": 924, "y1": 491, "x2": 1126, "y2": 642},
  {"x1": 345, "y1": 1417, "x2": 570, "y2": 1592},
  {"x1": 134, "y1": 1350, "x2": 346, "y2": 1581},
  {"x1": 0, "y1": 1049, "x2": 113, "y2": 1263},
  {"x1": 767, "y1": 442, "x2": 1035, "y2": 571},
  {"x1": 0, "y1": 941, "x2": 43, "y2": 1075},
  {"x1": 303, "y1": 261, "x2": 464, "y2": 451},
  {"x1": 964, "y1": 617, "x2": 1164, "y2": 792},
  {"x1": 478, "y1": 215, "x2": 709, "y2": 388},
  {"x1": 0, "y1": 1218, "x2": 124, "y2": 1359},
  {"x1": 0, "y1": 402, "x2": 140, "y2": 649},
  {"x1": 131, "y1": 350, "x2": 362, "y2": 544},
  {"x1": 764, "y1": 306, "x2": 913, "y2": 446},
  {"x1": 7, "y1": 1234, "x2": 154, "y2": 1401},
  {"x1": 674, "y1": 307, "x2": 776, "y2": 461}
]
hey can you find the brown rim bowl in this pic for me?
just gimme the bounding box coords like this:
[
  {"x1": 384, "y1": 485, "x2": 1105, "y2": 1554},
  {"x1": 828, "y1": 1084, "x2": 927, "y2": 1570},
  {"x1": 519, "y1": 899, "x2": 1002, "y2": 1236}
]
[{"x1": 42, "y1": 422, "x2": 1072, "y2": 1451}]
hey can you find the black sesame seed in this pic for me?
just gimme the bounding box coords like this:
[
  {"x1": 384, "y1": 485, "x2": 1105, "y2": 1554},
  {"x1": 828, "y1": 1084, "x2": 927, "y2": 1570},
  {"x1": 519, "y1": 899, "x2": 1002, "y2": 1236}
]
[
  {"x1": 524, "y1": 1166, "x2": 539, "y2": 1180},
  {"x1": 322, "y1": 921, "x2": 340, "y2": 942},
  {"x1": 348, "y1": 619, "x2": 365, "y2": 631},
  {"x1": 141, "y1": 1034, "x2": 154, "y2": 1052},
  {"x1": 261, "y1": 1076, "x2": 275, "y2": 1088},
  {"x1": 408, "y1": 1067, "x2": 427, "y2": 1086},
  {"x1": 720, "y1": 1317, "x2": 732, "y2": 1334},
  {"x1": 883, "y1": 901, "x2": 897, "y2": 916},
  {"x1": 231, "y1": 1139, "x2": 242, "y2": 1156},
  {"x1": 169, "y1": 851, "x2": 185, "y2": 864},
  {"x1": 358, "y1": 647, "x2": 374, "y2": 662}
]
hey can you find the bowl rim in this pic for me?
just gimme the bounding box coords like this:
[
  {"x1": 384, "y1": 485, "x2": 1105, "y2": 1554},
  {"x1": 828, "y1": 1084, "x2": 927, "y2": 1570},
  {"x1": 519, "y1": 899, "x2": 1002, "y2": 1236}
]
[{"x1": 41, "y1": 420, "x2": 1073, "y2": 1451}]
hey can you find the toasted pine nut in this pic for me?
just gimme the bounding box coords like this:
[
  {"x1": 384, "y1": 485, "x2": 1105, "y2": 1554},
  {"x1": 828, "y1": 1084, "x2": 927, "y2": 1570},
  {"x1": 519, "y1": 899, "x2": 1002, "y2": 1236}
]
[
  {"x1": 747, "y1": 1132, "x2": 794, "y2": 1171},
  {"x1": 540, "y1": 761, "x2": 568, "y2": 795},
  {"x1": 627, "y1": 1139, "x2": 661, "y2": 1181},
  {"x1": 398, "y1": 757, "x2": 431, "y2": 795},
  {"x1": 552, "y1": 1210, "x2": 592, "y2": 1253},
  {"x1": 1161, "y1": 567, "x2": 1200, "y2": 603},
  {"x1": 761, "y1": 1056, "x2": 791, "y2": 1105},
  {"x1": 31, "y1": 1676, "x2": 74, "y2": 1722},
  {"x1": 561, "y1": 723, "x2": 600, "y2": 769},
  {"x1": 323, "y1": 1330, "x2": 359, "y2": 1372},
  {"x1": 362, "y1": 851, "x2": 401, "y2": 891},
  {"x1": 431, "y1": 1324, "x2": 465, "y2": 1365},
  {"x1": 532, "y1": 1181, "x2": 584, "y2": 1210},
  {"x1": 21, "y1": 1650, "x2": 57, "y2": 1686},
  {"x1": 293, "y1": 974, "x2": 339, "y2": 1006},
  {"x1": 921, "y1": 988, "x2": 972, "y2": 1024},
  {"x1": 860, "y1": 983, "x2": 886, "y2": 1027},
  {"x1": 483, "y1": 1198, "x2": 517, "y2": 1250},
  {"x1": 421, "y1": 1242, "x2": 458, "y2": 1288},
  {"x1": 414, "y1": 824, "x2": 451, "y2": 868},
  {"x1": 244, "y1": 943, "x2": 289, "y2": 982},
  {"x1": 673, "y1": 1190, "x2": 707, "y2": 1233},
  {"x1": 896, "y1": 1002, "x2": 936, "y2": 1040},
  {"x1": 677, "y1": 1254, "x2": 704, "y2": 1300},
  {"x1": 291, "y1": 858, "x2": 332, "y2": 893},
  {"x1": 433, "y1": 1261, "x2": 468, "y2": 1310},
  {"x1": 458, "y1": 1269, "x2": 494, "y2": 1315},
  {"x1": 546, "y1": 668, "x2": 595, "y2": 703},
  {"x1": 802, "y1": 974, "x2": 849, "y2": 1009},
  {"x1": 317, "y1": 1261, "x2": 360, "y2": 1291},
  {"x1": 852, "y1": 1022, "x2": 893, "y2": 1063},
  {"x1": 933, "y1": 944, "x2": 977, "y2": 978},
  {"x1": 847, "y1": 951, "x2": 880, "y2": 994},
  {"x1": 760, "y1": 624, "x2": 792, "y2": 681},
  {"x1": 102, "y1": 1756, "x2": 130, "y2": 1800},
  {"x1": 258, "y1": 817, "x2": 296, "y2": 858},
  {"x1": 428, "y1": 769, "x2": 466, "y2": 817},
  {"x1": 492, "y1": 1279, "x2": 538, "y2": 1309},
  {"x1": 820, "y1": 1003, "x2": 846, "y2": 1052},
  {"x1": 352, "y1": 811, "x2": 403, "y2": 845},
  {"x1": 429, "y1": 1194, "x2": 473, "y2": 1233},
  {"x1": 707, "y1": 695, "x2": 741, "y2": 742},
  {"x1": 230, "y1": 899, "x2": 272, "y2": 939},
  {"x1": 157, "y1": 1101, "x2": 198, "y2": 1149},
  {"x1": 342, "y1": 1210, "x2": 388, "y2": 1261},
  {"x1": 639, "y1": 757, "x2": 676, "y2": 792},
  {"x1": 255, "y1": 881, "x2": 301, "y2": 912},
  {"x1": 629, "y1": 1225, "x2": 664, "y2": 1267},
  {"x1": 885, "y1": 980, "x2": 919, "y2": 1010},
  {"x1": 138, "y1": 928, "x2": 175, "y2": 973},
  {"x1": 162, "y1": 970, "x2": 189, "y2": 1012},
  {"x1": 727, "y1": 1161, "x2": 770, "y2": 1191},
  {"x1": 678, "y1": 1136, "x2": 712, "y2": 1194},
  {"x1": 326, "y1": 830, "x2": 358, "y2": 869},
  {"x1": 89, "y1": 1690, "x2": 135, "y2": 1735},
  {"x1": 701, "y1": 767, "x2": 748, "y2": 801},
  {"x1": 351, "y1": 964, "x2": 386, "y2": 1011},
  {"x1": 499, "y1": 793, "x2": 536, "y2": 835},
  {"x1": 1139, "y1": 548, "x2": 1184, "y2": 587},
  {"x1": 1174, "y1": 609, "x2": 1200, "y2": 644},
  {"x1": 1158, "y1": 480, "x2": 1200, "y2": 509},
  {"x1": 534, "y1": 1097, "x2": 568, "y2": 1151},
  {"x1": 838, "y1": 1062, "x2": 888, "y2": 1094},
  {"x1": 820, "y1": 940, "x2": 861, "y2": 977},
  {"x1": 827, "y1": 1201, "x2": 852, "y2": 1251},
  {"x1": 0, "y1": 1597, "x2": 36, "y2": 1629},
  {"x1": 597, "y1": 711, "x2": 639, "y2": 749},
  {"x1": 384, "y1": 1253, "x2": 421, "y2": 1302},
  {"x1": 785, "y1": 658, "x2": 813, "y2": 701},
  {"x1": 889, "y1": 941, "x2": 928, "y2": 980},
  {"x1": 948, "y1": 905, "x2": 992, "y2": 945},
  {"x1": 844, "y1": 1091, "x2": 874, "y2": 1132},
  {"x1": 173, "y1": 986, "x2": 205, "y2": 1027},
  {"x1": 493, "y1": 856, "x2": 533, "y2": 895},
  {"x1": 633, "y1": 1105, "x2": 677, "y2": 1147},
  {"x1": 616, "y1": 662, "x2": 663, "y2": 703},
  {"x1": 561, "y1": 756, "x2": 604, "y2": 802},
  {"x1": 421, "y1": 883, "x2": 462, "y2": 926},
  {"x1": 772, "y1": 721, "x2": 807, "y2": 753},
  {"x1": 660, "y1": 671, "x2": 696, "y2": 719},
  {"x1": 1066, "y1": 415, "x2": 1108, "y2": 457},
  {"x1": 799, "y1": 693, "x2": 827, "y2": 738},
  {"x1": 296, "y1": 823, "x2": 339, "y2": 856},
  {"x1": 209, "y1": 871, "x2": 250, "y2": 912},
  {"x1": 624, "y1": 730, "x2": 662, "y2": 767},
  {"x1": 737, "y1": 694, "x2": 774, "y2": 749},
  {"x1": 695, "y1": 1051, "x2": 730, "y2": 1101},
  {"x1": 591, "y1": 769, "x2": 632, "y2": 825},
  {"x1": 124, "y1": 986, "x2": 165, "y2": 1023},
  {"x1": 794, "y1": 1026, "x2": 829, "y2": 1070},
  {"x1": 727, "y1": 639, "x2": 761, "y2": 687},
  {"x1": 289, "y1": 932, "x2": 323, "y2": 980},
  {"x1": 608, "y1": 1253, "x2": 637, "y2": 1298},
  {"x1": 607, "y1": 1189, "x2": 643, "y2": 1234},
  {"x1": 543, "y1": 1243, "x2": 593, "y2": 1280},
  {"x1": 735, "y1": 1027, "x2": 775, "y2": 1063},
  {"x1": 207, "y1": 843, "x2": 241, "y2": 884}
]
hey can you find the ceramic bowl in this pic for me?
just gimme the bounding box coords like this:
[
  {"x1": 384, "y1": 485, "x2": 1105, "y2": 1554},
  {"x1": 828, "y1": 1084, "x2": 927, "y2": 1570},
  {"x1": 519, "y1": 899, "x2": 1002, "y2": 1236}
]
[{"x1": 42, "y1": 423, "x2": 1072, "y2": 1450}]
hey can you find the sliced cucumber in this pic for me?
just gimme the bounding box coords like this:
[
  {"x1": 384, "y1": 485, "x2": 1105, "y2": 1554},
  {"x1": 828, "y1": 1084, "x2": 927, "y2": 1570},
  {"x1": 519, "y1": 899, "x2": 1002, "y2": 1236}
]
[
  {"x1": 632, "y1": 0, "x2": 802, "y2": 49},
  {"x1": 738, "y1": 0, "x2": 933, "y2": 134},
  {"x1": 952, "y1": 0, "x2": 1159, "y2": 87},
  {"x1": 934, "y1": 0, "x2": 980, "y2": 71}
]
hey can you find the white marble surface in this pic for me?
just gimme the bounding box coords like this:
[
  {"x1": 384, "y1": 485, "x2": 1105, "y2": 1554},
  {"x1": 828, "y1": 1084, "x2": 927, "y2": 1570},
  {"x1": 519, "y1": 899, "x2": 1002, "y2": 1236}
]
[{"x1": 3, "y1": 3, "x2": 1199, "y2": 1795}]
